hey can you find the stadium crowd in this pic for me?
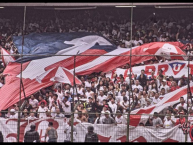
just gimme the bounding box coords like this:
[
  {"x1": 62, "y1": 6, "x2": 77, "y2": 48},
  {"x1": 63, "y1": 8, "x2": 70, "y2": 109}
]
[{"x1": 0, "y1": 8, "x2": 193, "y2": 128}]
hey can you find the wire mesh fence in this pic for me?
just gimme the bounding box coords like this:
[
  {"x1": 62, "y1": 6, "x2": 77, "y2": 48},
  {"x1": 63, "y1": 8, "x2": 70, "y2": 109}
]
[{"x1": 0, "y1": 53, "x2": 193, "y2": 142}]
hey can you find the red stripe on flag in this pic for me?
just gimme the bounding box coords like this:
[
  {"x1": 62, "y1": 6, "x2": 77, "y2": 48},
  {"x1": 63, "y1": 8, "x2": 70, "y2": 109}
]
[
  {"x1": 45, "y1": 49, "x2": 107, "y2": 71},
  {"x1": 63, "y1": 69, "x2": 74, "y2": 86}
]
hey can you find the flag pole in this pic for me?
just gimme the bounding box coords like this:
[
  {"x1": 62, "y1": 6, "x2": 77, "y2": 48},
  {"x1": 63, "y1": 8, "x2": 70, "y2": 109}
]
[
  {"x1": 126, "y1": 3, "x2": 133, "y2": 142},
  {"x1": 17, "y1": 6, "x2": 26, "y2": 142}
]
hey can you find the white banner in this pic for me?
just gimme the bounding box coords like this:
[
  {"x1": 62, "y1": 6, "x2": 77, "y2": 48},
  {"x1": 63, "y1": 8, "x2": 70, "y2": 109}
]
[
  {"x1": 107, "y1": 60, "x2": 193, "y2": 79},
  {"x1": 0, "y1": 118, "x2": 192, "y2": 142}
]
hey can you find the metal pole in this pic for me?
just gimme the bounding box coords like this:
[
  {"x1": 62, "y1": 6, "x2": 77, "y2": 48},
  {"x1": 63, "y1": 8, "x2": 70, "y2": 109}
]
[
  {"x1": 126, "y1": 3, "x2": 133, "y2": 142},
  {"x1": 17, "y1": 6, "x2": 26, "y2": 142},
  {"x1": 185, "y1": 54, "x2": 190, "y2": 142},
  {"x1": 71, "y1": 51, "x2": 79, "y2": 142}
]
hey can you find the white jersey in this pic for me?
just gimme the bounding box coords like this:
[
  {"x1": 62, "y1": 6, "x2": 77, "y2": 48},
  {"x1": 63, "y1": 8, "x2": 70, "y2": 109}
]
[
  {"x1": 115, "y1": 116, "x2": 126, "y2": 124},
  {"x1": 37, "y1": 106, "x2": 48, "y2": 118},
  {"x1": 163, "y1": 119, "x2": 174, "y2": 128}
]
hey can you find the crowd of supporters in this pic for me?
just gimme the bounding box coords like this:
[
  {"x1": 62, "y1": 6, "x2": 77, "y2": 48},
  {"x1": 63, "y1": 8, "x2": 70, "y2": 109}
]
[{"x1": 0, "y1": 7, "x2": 193, "y2": 128}]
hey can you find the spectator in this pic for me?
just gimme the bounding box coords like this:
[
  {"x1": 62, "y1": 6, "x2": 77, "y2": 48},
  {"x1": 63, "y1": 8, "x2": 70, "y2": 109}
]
[
  {"x1": 62, "y1": 97, "x2": 71, "y2": 118},
  {"x1": 173, "y1": 97, "x2": 187, "y2": 113},
  {"x1": 86, "y1": 97, "x2": 96, "y2": 123},
  {"x1": 27, "y1": 112, "x2": 37, "y2": 120},
  {"x1": 0, "y1": 130, "x2": 3, "y2": 142},
  {"x1": 24, "y1": 124, "x2": 40, "y2": 142},
  {"x1": 163, "y1": 114, "x2": 176, "y2": 128},
  {"x1": 64, "y1": 118, "x2": 77, "y2": 142},
  {"x1": 23, "y1": 100, "x2": 33, "y2": 114},
  {"x1": 175, "y1": 110, "x2": 186, "y2": 126},
  {"x1": 54, "y1": 108, "x2": 65, "y2": 118},
  {"x1": 38, "y1": 95, "x2": 47, "y2": 107},
  {"x1": 29, "y1": 94, "x2": 39, "y2": 112},
  {"x1": 115, "y1": 110, "x2": 126, "y2": 124},
  {"x1": 170, "y1": 81, "x2": 180, "y2": 92},
  {"x1": 159, "y1": 80, "x2": 169, "y2": 94},
  {"x1": 84, "y1": 126, "x2": 99, "y2": 142},
  {"x1": 21, "y1": 109, "x2": 29, "y2": 119},
  {"x1": 45, "y1": 122, "x2": 58, "y2": 142},
  {"x1": 9, "y1": 109, "x2": 18, "y2": 119},
  {"x1": 137, "y1": 69, "x2": 147, "y2": 88},
  {"x1": 94, "y1": 111, "x2": 103, "y2": 124},
  {"x1": 102, "y1": 111, "x2": 116, "y2": 124},
  {"x1": 148, "y1": 112, "x2": 163, "y2": 128},
  {"x1": 37, "y1": 102, "x2": 48, "y2": 119}
]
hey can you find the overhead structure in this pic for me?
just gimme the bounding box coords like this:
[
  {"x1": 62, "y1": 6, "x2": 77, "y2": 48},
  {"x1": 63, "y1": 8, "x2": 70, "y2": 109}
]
[{"x1": 0, "y1": 3, "x2": 193, "y2": 7}]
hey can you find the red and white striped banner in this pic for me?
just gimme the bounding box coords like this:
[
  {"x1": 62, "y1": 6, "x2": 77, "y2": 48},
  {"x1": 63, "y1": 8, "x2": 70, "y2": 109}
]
[
  {"x1": 0, "y1": 118, "x2": 192, "y2": 142},
  {"x1": 106, "y1": 60, "x2": 192, "y2": 79}
]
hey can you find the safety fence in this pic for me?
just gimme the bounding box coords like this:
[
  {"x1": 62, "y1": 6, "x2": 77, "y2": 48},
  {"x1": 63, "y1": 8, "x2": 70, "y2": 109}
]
[{"x1": 0, "y1": 112, "x2": 192, "y2": 142}]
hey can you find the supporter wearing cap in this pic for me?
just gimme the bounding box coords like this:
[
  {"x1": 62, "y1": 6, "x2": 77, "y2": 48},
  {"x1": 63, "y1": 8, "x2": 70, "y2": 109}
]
[
  {"x1": 159, "y1": 79, "x2": 169, "y2": 94},
  {"x1": 9, "y1": 108, "x2": 18, "y2": 119},
  {"x1": 101, "y1": 104, "x2": 110, "y2": 119},
  {"x1": 102, "y1": 111, "x2": 116, "y2": 124}
]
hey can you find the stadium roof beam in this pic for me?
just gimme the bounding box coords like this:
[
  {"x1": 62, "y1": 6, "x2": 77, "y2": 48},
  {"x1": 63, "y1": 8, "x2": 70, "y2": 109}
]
[{"x1": 0, "y1": 3, "x2": 193, "y2": 7}]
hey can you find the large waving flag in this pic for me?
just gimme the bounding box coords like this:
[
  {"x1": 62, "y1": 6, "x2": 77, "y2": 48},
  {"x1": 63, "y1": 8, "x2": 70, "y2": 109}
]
[
  {"x1": 0, "y1": 32, "x2": 187, "y2": 111},
  {"x1": 129, "y1": 82, "x2": 193, "y2": 126},
  {"x1": 0, "y1": 47, "x2": 15, "y2": 67}
]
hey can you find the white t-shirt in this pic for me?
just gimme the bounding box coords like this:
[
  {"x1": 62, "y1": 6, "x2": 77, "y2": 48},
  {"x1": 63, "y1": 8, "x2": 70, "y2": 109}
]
[
  {"x1": 27, "y1": 116, "x2": 37, "y2": 120},
  {"x1": 97, "y1": 95, "x2": 107, "y2": 106},
  {"x1": 85, "y1": 91, "x2": 94, "y2": 102},
  {"x1": 159, "y1": 85, "x2": 170, "y2": 93},
  {"x1": 115, "y1": 116, "x2": 126, "y2": 124},
  {"x1": 108, "y1": 102, "x2": 117, "y2": 115},
  {"x1": 9, "y1": 113, "x2": 18, "y2": 119},
  {"x1": 120, "y1": 100, "x2": 130, "y2": 109},
  {"x1": 175, "y1": 103, "x2": 187, "y2": 111},
  {"x1": 94, "y1": 117, "x2": 103, "y2": 124},
  {"x1": 133, "y1": 40, "x2": 143, "y2": 46},
  {"x1": 77, "y1": 87, "x2": 84, "y2": 96},
  {"x1": 64, "y1": 123, "x2": 77, "y2": 141},
  {"x1": 132, "y1": 85, "x2": 143, "y2": 92},
  {"x1": 163, "y1": 119, "x2": 174, "y2": 128},
  {"x1": 62, "y1": 101, "x2": 71, "y2": 115},
  {"x1": 56, "y1": 90, "x2": 64, "y2": 104},
  {"x1": 50, "y1": 106, "x2": 56, "y2": 117},
  {"x1": 37, "y1": 106, "x2": 48, "y2": 118},
  {"x1": 29, "y1": 99, "x2": 39, "y2": 111},
  {"x1": 151, "y1": 98, "x2": 161, "y2": 105}
]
